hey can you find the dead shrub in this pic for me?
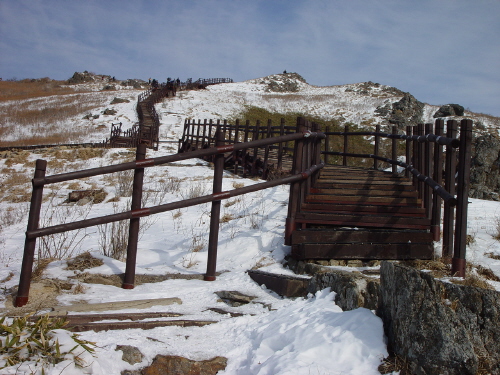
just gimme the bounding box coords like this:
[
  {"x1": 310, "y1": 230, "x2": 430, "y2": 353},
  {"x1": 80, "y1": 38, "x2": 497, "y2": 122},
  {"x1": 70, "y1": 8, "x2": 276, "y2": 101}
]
[
  {"x1": 66, "y1": 252, "x2": 104, "y2": 271},
  {"x1": 450, "y1": 273, "x2": 494, "y2": 290}
]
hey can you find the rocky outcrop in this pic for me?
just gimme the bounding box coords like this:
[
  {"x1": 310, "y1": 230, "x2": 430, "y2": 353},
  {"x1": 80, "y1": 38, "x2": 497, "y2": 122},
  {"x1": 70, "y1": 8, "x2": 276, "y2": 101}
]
[
  {"x1": 378, "y1": 262, "x2": 500, "y2": 375},
  {"x1": 470, "y1": 133, "x2": 500, "y2": 200},
  {"x1": 376, "y1": 92, "x2": 424, "y2": 129},
  {"x1": 433, "y1": 104, "x2": 465, "y2": 118},
  {"x1": 261, "y1": 73, "x2": 306, "y2": 92}
]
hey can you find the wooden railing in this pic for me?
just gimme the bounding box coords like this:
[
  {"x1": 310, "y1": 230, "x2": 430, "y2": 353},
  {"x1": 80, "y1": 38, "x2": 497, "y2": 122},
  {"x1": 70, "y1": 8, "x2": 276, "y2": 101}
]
[
  {"x1": 319, "y1": 119, "x2": 472, "y2": 276},
  {"x1": 181, "y1": 117, "x2": 473, "y2": 276},
  {"x1": 15, "y1": 127, "x2": 324, "y2": 307}
]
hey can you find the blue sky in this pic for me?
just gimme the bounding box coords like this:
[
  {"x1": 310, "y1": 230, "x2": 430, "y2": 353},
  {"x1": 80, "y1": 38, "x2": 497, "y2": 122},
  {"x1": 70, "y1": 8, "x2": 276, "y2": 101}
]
[{"x1": 1, "y1": 0, "x2": 499, "y2": 116}]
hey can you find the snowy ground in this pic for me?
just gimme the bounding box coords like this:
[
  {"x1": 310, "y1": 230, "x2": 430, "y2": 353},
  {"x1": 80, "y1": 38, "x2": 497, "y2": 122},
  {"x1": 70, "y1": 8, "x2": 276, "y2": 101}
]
[{"x1": 1, "y1": 76, "x2": 500, "y2": 374}]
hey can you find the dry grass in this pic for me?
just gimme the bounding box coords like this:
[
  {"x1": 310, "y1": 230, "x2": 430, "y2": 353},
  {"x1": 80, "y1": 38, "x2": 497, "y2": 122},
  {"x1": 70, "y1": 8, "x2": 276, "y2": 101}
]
[
  {"x1": 65, "y1": 252, "x2": 104, "y2": 271},
  {"x1": 0, "y1": 79, "x2": 88, "y2": 102},
  {"x1": 450, "y1": 273, "x2": 494, "y2": 290},
  {"x1": 0, "y1": 88, "x2": 114, "y2": 146},
  {"x1": 378, "y1": 354, "x2": 413, "y2": 374}
]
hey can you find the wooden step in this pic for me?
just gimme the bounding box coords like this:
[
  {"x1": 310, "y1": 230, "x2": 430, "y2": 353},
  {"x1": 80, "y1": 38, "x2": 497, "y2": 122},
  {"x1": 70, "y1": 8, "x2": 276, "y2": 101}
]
[
  {"x1": 306, "y1": 195, "x2": 422, "y2": 206},
  {"x1": 292, "y1": 242, "x2": 434, "y2": 260},
  {"x1": 313, "y1": 182, "x2": 415, "y2": 191},
  {"x1": 291, "y1": 229, "x2": 433, "y2": 244},
  {"x1": 301, "y1": 202, "x2": 426, "y2": 216},
  {"x1": 295, "y1": 212, "x2": 430, "y2": 229},
  {"x1": 309, "y1": 187, "x2": 418, "y2": 198}
]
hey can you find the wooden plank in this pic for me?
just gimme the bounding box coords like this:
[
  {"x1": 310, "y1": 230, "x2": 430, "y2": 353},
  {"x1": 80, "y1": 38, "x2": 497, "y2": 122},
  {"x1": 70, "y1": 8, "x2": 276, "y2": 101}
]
[
  {"x1": 309, "y1": 188, "x2": 418, "y2": 197},
  {"x1": 301, "y1": 203, "x2": 426, "y2": 216},
  {"x1": 313, "y1": 182, "x2": 415, "y2": 191},
  {"x1": 295, "y1": 212, "x2": 430, "y2": 229},
  {"x1": 306, "y1": 195, "x2": 421, "y2": 205},
  {"x1": 316, "y1": 179, "x2": 413, "y2": 186},
  {"x1": 68, "y1": 320, "x2": 216, "y2": 333},
  {"x1": 291, "y1": 229, "x2": 433, "y2": 244},
  {"x1": 292, "y1": 243, "x2": 434, "y2": 260}
]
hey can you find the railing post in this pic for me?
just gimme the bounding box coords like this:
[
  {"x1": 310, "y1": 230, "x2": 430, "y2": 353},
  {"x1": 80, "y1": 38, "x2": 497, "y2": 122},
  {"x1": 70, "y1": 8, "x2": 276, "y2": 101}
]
[
  {"x1": 324, "y1": 125, "x2": 330, "y2": 165},
  {"x1": 424, "y1": 123, "x2": 433, "y2": 218},
  {"x1": 343, "y1": 125, "x2": 349, "y2": 166},
  {"x1": 278, "y1": 118, "x2": 285, "y2": 169},
  {"x1": 263, "y1": 119, "x2": 272, "y2": 179},
  {"x1": 392, "y1": 125, "x2": 398, "y2": 174},
  {"x1": 15, "y1": 159, "x2": 47, "y2": 307},
  {"x1": 452, "y1": 119, "x2": 473, "y2": 277},
  {"x1": 205, "y1": 130, "x2": 225, "y2": 281},
  {"x1": 123, "y1": 143, "x2": 147, "y2": 289},
  {"x1": 285, "y1": 118, "x2": 306, "y2": 245},
  {"x1": 252, "y1": 120, "x2": 260, "y2": 176},
  {"x1": 233, "y1": 119, "x2": 240, "y2": 175},
  {"x1": 201, "y1": 119, "x2": 208, "y2": 147},
  {"x1": 431, "y1": 119, "x2": 444, "y2": 241},
  {"x1": 442, "y1": 120, "x2": 458, "y2": 258},
  {"x1": 416, "y1": 124, "x2": 425, "y2": 203},
  {"x1": 243, "y1": 120, "x2": 250, "y2": 177},
  {"x1": 374, "y1": 125, "x2": 380, "y2": 170},
  {"x1": 405, "y1": 125, "x2": 412, "y2": 178}
]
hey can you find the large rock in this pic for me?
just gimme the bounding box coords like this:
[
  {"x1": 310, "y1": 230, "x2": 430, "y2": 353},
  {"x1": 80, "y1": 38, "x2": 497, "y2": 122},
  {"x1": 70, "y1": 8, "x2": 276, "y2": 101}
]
[
  {"x1": 378, "y1": 262, "x2": 500, "y2": 374},
  {"x1": 470, "y1": 133, "x2": 500, "y2": 200},
  {"x1": 376, "y1": 92, "x2": 424, "y2": 129},
  {"x1": 433, "y1": 104, "x2": 465, "y2": 118},
  {"x1": 141, "y1": 355, "x2": 227, "y2": 375}
]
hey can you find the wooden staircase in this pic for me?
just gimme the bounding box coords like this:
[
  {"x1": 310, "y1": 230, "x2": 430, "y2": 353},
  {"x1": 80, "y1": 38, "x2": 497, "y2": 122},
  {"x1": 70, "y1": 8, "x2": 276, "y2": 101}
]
[{"x1": 290, "y1": 165, "x2": 434, "y2": 260}]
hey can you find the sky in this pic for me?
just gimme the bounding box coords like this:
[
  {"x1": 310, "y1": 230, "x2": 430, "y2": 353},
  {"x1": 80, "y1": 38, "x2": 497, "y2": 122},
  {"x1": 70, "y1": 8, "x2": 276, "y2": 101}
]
[{"x1": 1, "y1": 0, "x2": 499, "y2": 117}]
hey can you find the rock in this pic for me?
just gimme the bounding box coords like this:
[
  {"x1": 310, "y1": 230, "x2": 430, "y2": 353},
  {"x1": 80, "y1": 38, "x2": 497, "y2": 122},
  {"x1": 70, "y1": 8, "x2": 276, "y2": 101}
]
[
  {"x1": 378, "y1": 261, "x2": 500, "y2": 374},
  {"x1": 141, "y1": 355, "x2": 227, "y2": 375},
  {"x1": 215, "y1": 290, "x2": 256, "y2": 306},
  {"x1": 67, "y1": 71, "x2": 95, "y2": 84},
  {"x1": 286, "y1": 260, "x2": 380, "y2": 310},
  {"x1": 68, "y1": 189, "x2": 107, "y2": 203},
  {"x1": 376, "y1": 93, "x2": 424, "y2": 129},
  {"x1": 116, "y1": 345, "x2": 144, "y2": 365},
  {"x1": 103, "y1": 108, "x2": 117, "y2": 115},
  {"x1": 111, "y1": 97, "x2": 130, "y2": 104},
  {"x1": 433, "y1": 104, "x2": 465, "y2": 118},
  {"x1": 470, "y1": 134, "x2": 500, "y2": 200}
]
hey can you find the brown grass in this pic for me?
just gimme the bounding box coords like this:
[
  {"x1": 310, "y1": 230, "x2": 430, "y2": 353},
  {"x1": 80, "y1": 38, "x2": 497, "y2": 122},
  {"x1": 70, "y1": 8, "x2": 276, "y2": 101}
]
[
  {"x1": 0, "y1": 89, "x2": 114, "y2": 146},
  {"x1": 0, "y1": 79, "x2": 89, "y2": 102}
]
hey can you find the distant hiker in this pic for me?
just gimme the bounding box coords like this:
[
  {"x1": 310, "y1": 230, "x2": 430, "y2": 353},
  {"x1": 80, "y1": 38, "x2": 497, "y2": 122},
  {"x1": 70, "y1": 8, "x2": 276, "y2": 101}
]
[
  {"x1": 283, "y1": 70, "x2": 287, "y2": 74},
  {"x1": 148, "y1": 78, "x2": 151, "y2": 84},
  {"x1": 176, "y1": 78, "x2": 180, "y2": 86}
]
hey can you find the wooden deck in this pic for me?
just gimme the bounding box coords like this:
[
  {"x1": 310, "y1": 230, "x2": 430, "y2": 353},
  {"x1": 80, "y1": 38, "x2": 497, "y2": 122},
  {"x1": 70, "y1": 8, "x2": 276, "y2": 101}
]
[{"x1": 290, "y1": 165, "x2": 434, "y2": 260}]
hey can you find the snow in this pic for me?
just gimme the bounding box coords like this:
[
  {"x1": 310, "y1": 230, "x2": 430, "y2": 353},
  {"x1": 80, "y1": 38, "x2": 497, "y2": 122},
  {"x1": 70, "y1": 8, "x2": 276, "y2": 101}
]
[{"x1": 1, "y1": 75, "x2": 499, "y2": 374}]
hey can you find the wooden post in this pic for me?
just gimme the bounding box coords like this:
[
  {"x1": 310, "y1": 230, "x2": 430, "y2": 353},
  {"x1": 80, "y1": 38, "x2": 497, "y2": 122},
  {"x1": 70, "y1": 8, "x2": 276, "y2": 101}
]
[
  {"x1": 15, "y1": 159, "x2": 47, "y2": 307},
  {"x1": 278, "y1": 118, "x2": 285, "y2": 169},
  {"x1": 405, "y1": 125, "x2": 412, "y2": 178},
  {"x1": 324, "y1": 125, "x2": 330, "y2": 165},
  {"x1": 123, "y1": 143, "x2": 147, "y2": 289},
  {"x1": 452, "y1": 119, "x2": 473, "y2": 277},
  {"x1": 424, "y1": 123, "x2": 433, "y2": 218},
  {"x1": 442, "y1": 120, "x2": 458, "y2": 258},
  {"x1": 343, "y1": 125, "x2": 349, "y2": 166},
  {"x1": 195, "y1": 119, "x2": 201, "y2": 149},
  {"x1": 285, "y1": 118, "x2": 306, "y2": 245},
  {"x1": 233, "y1": 119, "x2": 240, "y2": 175},
  {"x1": 374, "y1": 125, "x2": 380, "y2": 170},
  {"x1": 416, "y1": 124, "x2": 425, "y2": 202},
  {"x1": 205, "y1": 130, "x2": 225, "y2": 281},
  {"x1": 263, "y1": 119, "x2": 272, "y2": 179},
  {"x1": 243, "y1": 120, "x2": 250, "y2": 177},
  {"x1": 201, "y1": 119, "x2": 208, "y2": 148},
  {"x1": 431, "y1": 120, "x2": 444, "y2": 241},
  {"x1": 392, "y1": 126, "x2": 398, "y2": 174},
  {"x1": 252, "y1": 120, "x2": 260, "y2": 176}
]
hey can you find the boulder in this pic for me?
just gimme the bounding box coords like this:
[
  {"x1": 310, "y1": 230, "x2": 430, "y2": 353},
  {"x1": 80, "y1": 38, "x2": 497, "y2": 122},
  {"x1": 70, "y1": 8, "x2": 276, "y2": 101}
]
[
  {"x1": 141, "y1": 355, "x2": 227, "y2": 375},
  {"x1": 376, "y1": 92, "x2": 424, "y2": 129},
  {"x1": 470, "y1": 134, "x2": 500, "y2": 200},
  {"x1": 433, "y1": 104, "x2": 465, "y2": 118},
  {"x1": 378, "y1": 262, "x2": 500, "y2": 374},
  {"x1": 116, "y1": 345, "x2": 144, "y2": 365}
]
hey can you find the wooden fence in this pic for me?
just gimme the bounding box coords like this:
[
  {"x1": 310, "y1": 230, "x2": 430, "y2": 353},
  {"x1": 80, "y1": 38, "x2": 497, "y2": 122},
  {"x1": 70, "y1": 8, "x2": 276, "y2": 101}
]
[
  {"x1": 15, "y1": 126, "x2": 324, "y2": 307},
  {"x1": 180, "y1": 117, "x2": 472, "y2": 276}
]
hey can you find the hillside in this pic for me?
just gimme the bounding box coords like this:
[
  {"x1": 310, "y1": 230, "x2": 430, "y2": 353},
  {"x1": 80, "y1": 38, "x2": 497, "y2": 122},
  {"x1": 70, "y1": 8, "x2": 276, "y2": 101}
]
[{"x1": 0, "y1": 73, "x2": 499, "y2": 374}]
